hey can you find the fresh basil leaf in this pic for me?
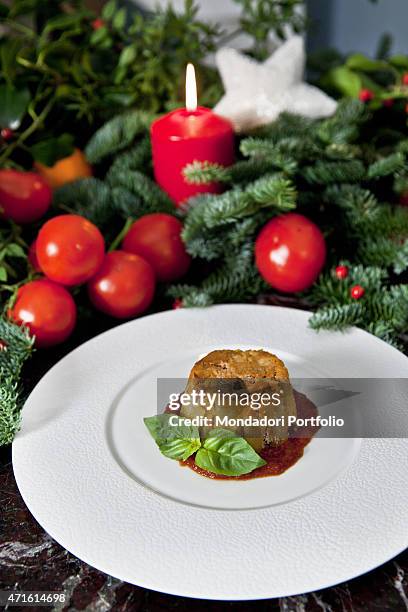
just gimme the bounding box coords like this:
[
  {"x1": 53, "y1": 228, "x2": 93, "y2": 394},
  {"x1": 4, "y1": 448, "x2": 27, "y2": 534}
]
[
  {"x1": 144, "y1": 413, "x2": 172, "y2": 442},
  {"x1": 159, "y1": 437, "x2": 201, "y2": 461},
  {"x1": 195, "y1": 434, "x2": 266, "y2": 476},
  {"x1": 144, "y1": 414, "x2": 201, "y2": 461},
  {"x1": 206, "y1": 427, "x2": 237, "y2": 439}
]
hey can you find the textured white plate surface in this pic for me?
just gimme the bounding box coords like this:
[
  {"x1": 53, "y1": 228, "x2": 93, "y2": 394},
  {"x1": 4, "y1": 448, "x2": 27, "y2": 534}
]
[{"x1": 13, "y1": 305, "x2": 408, "y2": 600}]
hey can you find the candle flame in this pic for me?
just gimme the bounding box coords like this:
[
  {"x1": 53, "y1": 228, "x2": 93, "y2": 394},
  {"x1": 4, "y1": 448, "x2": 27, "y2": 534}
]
[{"x1": 186, "y1": 63, "x2": 198, "y2": 112}]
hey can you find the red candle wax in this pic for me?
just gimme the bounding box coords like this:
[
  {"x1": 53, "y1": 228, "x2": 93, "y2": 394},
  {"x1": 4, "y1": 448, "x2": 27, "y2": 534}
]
[{"x1": 151, "y1": 106, "x2": 234, "y2": 206}]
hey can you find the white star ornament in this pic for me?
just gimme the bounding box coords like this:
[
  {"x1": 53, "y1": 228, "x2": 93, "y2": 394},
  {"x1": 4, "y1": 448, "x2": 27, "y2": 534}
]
[{"x1": 214, "y1": 36, "x2": 337, "y2": 132}]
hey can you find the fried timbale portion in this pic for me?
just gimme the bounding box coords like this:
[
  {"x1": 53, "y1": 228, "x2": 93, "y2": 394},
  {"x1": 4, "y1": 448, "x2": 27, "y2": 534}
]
[{"x1": 181, "y1": 349, "x2": 296, "y2": 450}]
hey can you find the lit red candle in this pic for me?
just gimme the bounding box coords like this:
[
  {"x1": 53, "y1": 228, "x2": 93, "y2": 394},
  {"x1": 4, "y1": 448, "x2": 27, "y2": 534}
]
[{"x1": 151, "y1": 64, "x2": 235, "y2": 206}]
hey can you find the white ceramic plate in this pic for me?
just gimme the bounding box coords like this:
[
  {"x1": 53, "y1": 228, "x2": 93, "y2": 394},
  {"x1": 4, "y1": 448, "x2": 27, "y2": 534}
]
[{"x1": 13, "y1": 305, "x2": 408, "y2": 600}]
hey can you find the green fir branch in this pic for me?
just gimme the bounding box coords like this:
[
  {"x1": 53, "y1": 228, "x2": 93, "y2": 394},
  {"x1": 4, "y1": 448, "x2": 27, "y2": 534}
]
[
  {"x1": 302, "y1": 160, "x2": 366, "y2": 185},
  {"x1": 53, "y1": 178, "x2": 114, "y2": 226},
  {"x1": 108, "y1": 136, "x2": 152, "y2": 176},
  {"x1": 367, "y1": 152, "x2": 405, "y2": 180},
  {"x1": 85, "y1": 110, "x2": 155, "y2": 164},
  {"x1": 309, "y1": 303, "x2": 365, "y2": 331},
  {"x1": 0, "y1": 318, "x2": 34, "y2": 446},
  {"x1": 108, "y1": 169, "x2": 174, "y2": 213},
  {"x1": 183, "y1": 161, "x2": 231, "y2": 184}
]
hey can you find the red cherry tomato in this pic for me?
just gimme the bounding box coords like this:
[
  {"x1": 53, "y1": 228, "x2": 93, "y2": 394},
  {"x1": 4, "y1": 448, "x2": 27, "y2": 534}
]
[
  {"x1": 87, "y1": 251, "x2": 155, "y2": 318},
  {"x1": 9, "y1": 279, "x2": 77, "y2": 348},
  {"x1": 36, "y1": 214, "x2": 105, "y2": 286},
  {"x1": 122, "y1": 213, "x2": 191, "y2": 282},
  {"x1": 28, "y1": 238, "x2": 42, "y2": 272},
  {"x1": 0, "y1": 169, "x2": 52, "y2": 224},
  {"x1": 255, "y1": 213, "x2": 326, "y2": 293}
]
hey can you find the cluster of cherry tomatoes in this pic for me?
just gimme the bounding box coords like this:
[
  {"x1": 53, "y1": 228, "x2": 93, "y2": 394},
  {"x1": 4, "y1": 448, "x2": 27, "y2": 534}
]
[
  {"x1": 9, "y1": 212, "x2": 190, "y2": 348},
  {"x1": 1, "y1": 167, "x2": 328, "y2": 348},
  {"x1": 1, "y1": 169, "x2": 190, "y2": 348}
]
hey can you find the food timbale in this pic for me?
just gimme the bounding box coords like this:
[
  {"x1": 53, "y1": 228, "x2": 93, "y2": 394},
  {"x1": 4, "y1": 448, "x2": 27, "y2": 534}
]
[{"x1": 180, "y1": 349, "x2": 297, "y2": 451}]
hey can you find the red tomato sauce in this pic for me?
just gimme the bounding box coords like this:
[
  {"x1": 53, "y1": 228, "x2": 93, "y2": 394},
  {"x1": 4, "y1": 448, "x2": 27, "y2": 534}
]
[{"x1": 180, "y1": 390, "x2": 319, "y2": 480}]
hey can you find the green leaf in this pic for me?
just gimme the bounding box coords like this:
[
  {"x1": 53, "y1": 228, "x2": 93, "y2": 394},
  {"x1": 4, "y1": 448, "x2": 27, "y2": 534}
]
[
  {"x1": 195, "y1": 430, "x2": 266, "y2": 476},
  {"x1": 118, "y1": 45, "x2": 137, "y2": 68},
  {"x1": 389, "y1": 55, "x2": 408, "y2": 69},
  {"x1": 159, "y1": 437, "x2": 201, "y2": 461},
  {"x1": 144, "y1": 414, "x2": 201, "y2": 461},
  {"x1": 112, "y1": 7, "x2": 126, "y2": 30},
  {"x1": 30, "y1": 134, "x2": 75, "y2": 167},
  {"x1": 1, "y1": 38, "x2": 25, "y2": 83},
  {"x1": 0, "y1": 85, "x2": 30, "y2": 129},
  {"x1": 6, "y1": 243, "x2": 25, "y2": 258},
  {"x1": 325, "y1": 66, "x2": 362, "y2": 97},
  {"x1": 0, "y1": 266, "x2": 7, "y2": 281},
  {"x1": 346, "y1": 53, "x2": 387, "y2": 72},
  {"x1": 102, "y1": 0, "x2": 117, "y2": 20},
  {"x1": 90, "y1": 25, "x2": 110, "y2": 46},
  {"x1": 43, "y1": 11, "x2": 90, "y2": 34}
]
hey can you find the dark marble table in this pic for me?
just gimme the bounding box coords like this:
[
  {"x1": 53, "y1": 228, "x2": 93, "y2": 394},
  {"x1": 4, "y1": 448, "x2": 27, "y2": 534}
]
[{"x1": 1, "y1": 298, "x2": 407, "y2": 612}]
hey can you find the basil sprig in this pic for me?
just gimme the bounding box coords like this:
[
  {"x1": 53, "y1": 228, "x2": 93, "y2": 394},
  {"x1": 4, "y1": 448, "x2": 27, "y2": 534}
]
[
  {"x1": 144, "y1": 418, "x2": 266, "y2": 476},
  {"x1": 144, "y1": 414, "x2": 201, "y2": 461},
  {"x1": 195, "y1": 429, "x2": 266, "y2": 476}
]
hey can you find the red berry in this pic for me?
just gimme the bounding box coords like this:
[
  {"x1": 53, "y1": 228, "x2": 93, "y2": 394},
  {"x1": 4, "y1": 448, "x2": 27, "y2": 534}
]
[
  {"x1": 399, "y1": 192, "x2": 408, "y2": 206},
  {"x1": 91, "y1": 18, "x2": 105, "y2": 30},
  {"x1": 173, "y1": 298, "x2": 183, "y2": 309},
  {"x1": 359, "y1": 89, "x2": 374, "y2": 103},
  {"x1": 0, "y1": 339, "x2": 8, "y2": 352},
  {"x1": 335, "y1": 265, "x2": 349, "y2": 279},
  {"x1": 383, "y1": 98, "x2": 394, "y2": 108},
  {"x1": 1, "y1": 128, "x2": 13, "y2": 141},
  {"x1": 350, "y1": 285, "x2": 365, "y2": 300},
  {"x1": 402, "y1": 73, "x2": 408, "y2": 86}
]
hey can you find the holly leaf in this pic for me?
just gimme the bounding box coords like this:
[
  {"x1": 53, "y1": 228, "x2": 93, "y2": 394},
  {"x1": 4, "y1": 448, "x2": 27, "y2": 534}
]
[
  {"x1": 0, "y1": 85, "x2": 31, "y2": 129},
  {"x1": 30, "y1": 134, "x2": 75, "y2": 167}
]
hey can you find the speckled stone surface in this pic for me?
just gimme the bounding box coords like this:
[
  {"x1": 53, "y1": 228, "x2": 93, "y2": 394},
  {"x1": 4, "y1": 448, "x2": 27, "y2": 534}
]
[{"x1": 1, "y1": 298, "x2": 408, "y2": 611}]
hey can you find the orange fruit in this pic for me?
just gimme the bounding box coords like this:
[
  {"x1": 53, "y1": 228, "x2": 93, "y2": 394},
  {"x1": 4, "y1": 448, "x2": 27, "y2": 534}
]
[{"x1": 34, "y1": 148, "x2": 92, "y2": 189}]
